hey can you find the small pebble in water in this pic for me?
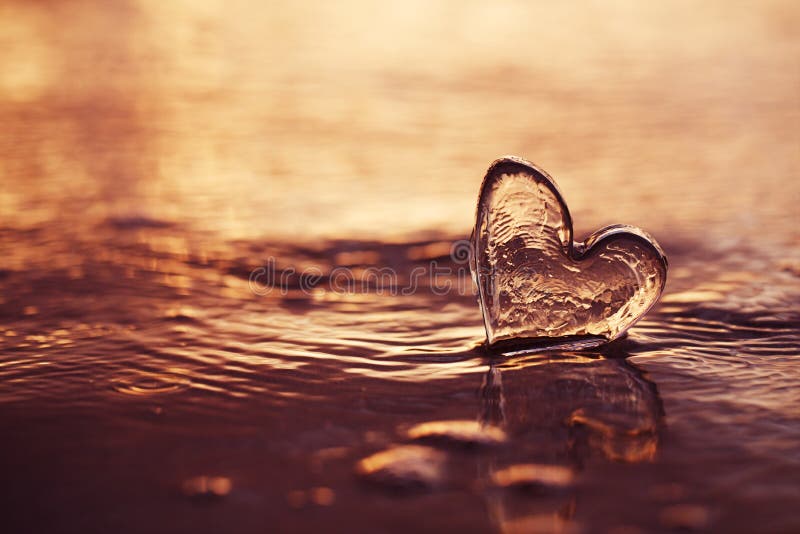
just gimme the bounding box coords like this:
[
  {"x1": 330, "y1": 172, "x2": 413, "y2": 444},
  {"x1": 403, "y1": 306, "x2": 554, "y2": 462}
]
[
  {"x1": 309, "y1": 486, "x2": 336, "y2": 506},
  {"x1": 181, "y1": 476, "x2": 232, "y2": 500},
  {"x1": 286, "y1": 487, "x2": 336, "y2": 507},
  {"x1": 355, "y1": 445, "x2": 448, "y2": 490},
  {"x1": 490, "y1": 464, "x2": 575, "y2": 493},
  {"x1": 406, "y1": 420, "x2": 507, "y2": 448}
]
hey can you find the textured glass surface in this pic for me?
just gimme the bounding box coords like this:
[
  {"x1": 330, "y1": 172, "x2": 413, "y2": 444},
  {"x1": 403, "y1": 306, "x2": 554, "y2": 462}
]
[{"x1": 472, "y1": 157, "x2": 668, "y2": 351}]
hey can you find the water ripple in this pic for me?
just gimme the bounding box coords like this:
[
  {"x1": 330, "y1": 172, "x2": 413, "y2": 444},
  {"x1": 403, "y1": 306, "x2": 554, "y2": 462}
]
[{"x1": 109, "y1": 371, "x2": 192, "y2": 397}]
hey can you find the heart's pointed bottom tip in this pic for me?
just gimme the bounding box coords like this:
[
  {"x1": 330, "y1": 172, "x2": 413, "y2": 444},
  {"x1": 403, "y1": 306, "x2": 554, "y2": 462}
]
[{"x1": 485, "y1": 334, "x2": 610, "y2": 357}]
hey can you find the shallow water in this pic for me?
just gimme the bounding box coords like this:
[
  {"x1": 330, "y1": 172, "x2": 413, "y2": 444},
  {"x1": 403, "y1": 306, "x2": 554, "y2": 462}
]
[{"x1": 1, "y1": 1, "x2": 799, "y2": 533}]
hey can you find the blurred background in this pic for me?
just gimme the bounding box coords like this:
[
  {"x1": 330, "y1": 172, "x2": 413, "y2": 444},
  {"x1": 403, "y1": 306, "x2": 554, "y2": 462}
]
[
  {"x1": 1, "y1": 0, "x2": 797, "y2": 242},
  {"x1": 0, "y1": 1, "x2": 798, "y2": 533}
]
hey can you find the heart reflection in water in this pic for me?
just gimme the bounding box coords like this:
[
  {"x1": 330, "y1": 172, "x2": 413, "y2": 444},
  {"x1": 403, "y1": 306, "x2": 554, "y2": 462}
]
[
  {"x1": 357, "y1": 349, "x2": 663, "y2": 533},
  {"x1": 478, "y1": 351, "x2": 663, "y2": 532}
]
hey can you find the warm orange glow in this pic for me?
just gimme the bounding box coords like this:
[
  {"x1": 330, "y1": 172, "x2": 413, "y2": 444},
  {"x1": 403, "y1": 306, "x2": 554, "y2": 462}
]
[
  {"x1": 407, "y1": 420, "x2": 508, "y2": 446},
  {"x1": 0, "y1": 1, "x2": 797, "y2": 532},
  {"x1": 490, "y1": 464, "x2": 575, "y2": 489}
]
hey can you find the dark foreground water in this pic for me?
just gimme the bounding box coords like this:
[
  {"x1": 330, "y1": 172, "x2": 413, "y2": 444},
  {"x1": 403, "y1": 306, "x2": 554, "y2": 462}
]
[
  {"x1": 1, "y1": 227, "x2": 798, "y2": 533},
  {"x1": 1, "y1": 1, "x2": 799, "y2": 533}
]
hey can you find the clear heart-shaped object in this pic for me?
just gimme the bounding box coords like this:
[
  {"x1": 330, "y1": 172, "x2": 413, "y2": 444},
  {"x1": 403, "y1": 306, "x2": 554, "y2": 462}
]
[{"x1": 470, "y1": 156, "x2": 668, "y2": 353}]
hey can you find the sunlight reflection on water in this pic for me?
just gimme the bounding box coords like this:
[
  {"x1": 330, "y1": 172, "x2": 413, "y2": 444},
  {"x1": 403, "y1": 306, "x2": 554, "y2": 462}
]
[{"x1": 0, "y1": 1, "x2": 798, "y2": 532}]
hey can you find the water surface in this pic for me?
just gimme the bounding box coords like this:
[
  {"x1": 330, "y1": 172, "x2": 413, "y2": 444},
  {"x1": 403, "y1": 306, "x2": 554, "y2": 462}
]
[{"x1": 1, "y1": 1, "x2": 799, "y2": 532}]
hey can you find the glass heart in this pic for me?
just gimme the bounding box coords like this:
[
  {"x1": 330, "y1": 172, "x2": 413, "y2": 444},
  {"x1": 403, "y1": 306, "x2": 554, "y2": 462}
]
[{"x1": 470, "y1": 156, "x2": 668, "y2": 354}]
